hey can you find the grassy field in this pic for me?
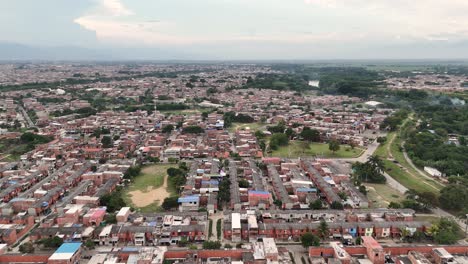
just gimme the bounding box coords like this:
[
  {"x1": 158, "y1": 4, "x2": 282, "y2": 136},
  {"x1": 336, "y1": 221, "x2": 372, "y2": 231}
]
[
  {"x1": 228, "y1": 122, "x2": 264, "y2": 133},
  {"x1": 127, "y1": 164, "x2": 173, "y2": 191},
  {"x1": 270, "y1": 141, "x2": 364, "y2": 158},
  {"x1": 122, "y1": 164, "x2": 176, "y2": 213},
  {"x1": 375, "y1": 117, "x2": 444, "y2": 194},
  {"x1": 365, "y1": 183, "x2": 404, "y2": 208}
]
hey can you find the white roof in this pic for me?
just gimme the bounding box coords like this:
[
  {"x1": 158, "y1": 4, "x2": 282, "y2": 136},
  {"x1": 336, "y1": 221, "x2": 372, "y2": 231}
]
[
  {"x1": 263, "y1": 238, "x2": 278, "y2": 255},
  {"x1": 49, "y1": 253, "x2": 75, "y2": 260},
  {"x1": 365, "y1": 101, "x2": 382, "y2": 106},
  {"x1": 232, "y1": 213, "x2": 241, "y2": 229},
  {"x1": 116, "y1": 207, "x2": 131, "y2": 217}
]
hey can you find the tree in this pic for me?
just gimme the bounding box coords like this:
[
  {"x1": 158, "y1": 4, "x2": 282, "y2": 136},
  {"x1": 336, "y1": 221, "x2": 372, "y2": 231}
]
[
  {"x1": 255, "y1": 130, "x2": 265, "y2": 140},
  {"x1": 285, "y1": 128, "x2": 296, "y2": 139},
  {"x1": 101, "y1": 136, "x2": 113, "y2": 148},
  {"x1": 352, "y1": 156, "x2": 386, "y2": 184},
  {"x1": 104, "y1": 213, "x2": 117, "y2": 224},
  {"x1": 161, "y1": 196, "x2": 179, "y2": 210},
  {"x1": 301, "y1": 233, "x2": 320, "y2": 248},
  {"x1": 432, "y1": 218, "x2": 462, "y2": 245},
  {"x1": 202, "y1": 241, "x2": 222, "y2": 249},
  {"x1": 238, "y1": 179, "x2": 249, "y2": 188},
  {"x1": 178, "y1": 237, "x2": 189, "y2": 247},
  {"x1": 368, "y1": 155, "x2": 385, "y2": 173},
  {"x1": 100, "y1": 192, "x2": 126, "y2": 212},
  {"x1": 328, "y1": 140, "x2": 340, "y2": 154},
  {"x1": 377, "y1": 136, "x2": 387, "y2": 144},
  {"x1": 270, "y1": 133, "x2": 289, "y2": 150},
  {"x1": 388, "y1": 202, "x2": 401, "y2": 209},
  {"x1": 41, "y1": 236, "x2": 63, "y2": 249},
  {"x1": 162, "y1": 124, "x2": 174, "y2": 133},
  {"x1": 330, "y1": 201, "x2": 344, "y2": 209},
  {"x1": 318, "y1": 220, "x2": 329, "y2": 239},
  {"x1": 300, "y1": 128, "x2": 321, "y2": 142},
  {"x1": 338, "y1": 191, "x2": 348, "y2": 201},
  {"x1": 355, "y1": 236, "x2": 362, "y2": 245},
  {"x1": 417, "y1": 191, "x2": 439, "y2": 209},
  {"x1": 182, "y1": 126, "x2": 204, "y2": 134},
  {"x1": 358, "y1": 185, "x2": 367, "y2": 195},
  {"x1": 84, "y1": 239, "x2": 95, "y2": 249},
  {"x1": 19, "y1": 242, "x2": 35, "y2": 253},
  {"x1": 309, "y1": 199, "x2": 322, "y2": 210},
  {"x1": 459, "y1": 136, "x2": 467, "y2": 146},
  {"x1": 439, "y1": 184, "x2": 468, "y2": 211}
]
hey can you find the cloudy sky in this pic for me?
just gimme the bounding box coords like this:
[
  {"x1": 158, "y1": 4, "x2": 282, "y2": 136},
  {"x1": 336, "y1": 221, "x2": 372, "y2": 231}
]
[{"x1": 1, "y1": 0, "x2": 468, "y2": 60}]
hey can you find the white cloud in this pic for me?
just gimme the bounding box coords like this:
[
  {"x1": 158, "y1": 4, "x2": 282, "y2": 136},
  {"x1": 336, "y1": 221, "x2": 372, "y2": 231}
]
[
  {"x1": 100, "y1": 0, "x2": 133, "y2": 16},
  {"x1": 303, "y1": 0, "x2": 468, "y2": 41},
  {"x1": 74, "y1": 0, "x2": 468, "y2": 48}
]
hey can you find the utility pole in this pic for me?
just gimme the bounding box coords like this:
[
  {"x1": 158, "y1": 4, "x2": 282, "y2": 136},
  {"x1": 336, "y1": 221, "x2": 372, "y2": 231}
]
[{"x1": 465, "y1": 214, "x2": 468, "y2": 236}]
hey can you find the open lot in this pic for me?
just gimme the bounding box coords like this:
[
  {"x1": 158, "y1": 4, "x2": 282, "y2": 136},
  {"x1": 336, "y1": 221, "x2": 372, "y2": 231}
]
[
  {"x1": 365, "y1": 183, "x2": 404, "y2": 208},
  {"x1": 228, "y1": 122, "x2": 264, "y2": 133},
  {"x1": 271, "y1": 141, "x2": 364, "y2": 158},
  {"x1": 123, "y1": 164, "x2": 176, "y2": 212}
]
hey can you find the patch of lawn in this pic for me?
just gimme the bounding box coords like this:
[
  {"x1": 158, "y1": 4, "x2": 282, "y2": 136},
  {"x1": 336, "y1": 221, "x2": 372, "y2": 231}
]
[
  {"x1": 365, "y1": 183, "x2": 404, "y2": 208},
  {"x1": 383, "y1": 160, "x2": 439, "y2": 194},
  {"x1": 270, "y1": 141, "x2": 364, "y2": 158},
  {"x1": 414, "y1": 215, "x2": 441, "y2": 224},
  {"x1": 127, "y1": 164, "x2": 173, "y2": 192}
]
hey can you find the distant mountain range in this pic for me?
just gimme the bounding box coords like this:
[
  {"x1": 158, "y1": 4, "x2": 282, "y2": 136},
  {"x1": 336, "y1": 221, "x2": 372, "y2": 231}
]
[
  {"x1": 0, "y1": 42, "x2": 195, "y2": 61},
  {"x1": 0, "y1": 43, "x2": 118, "y2": 61}
]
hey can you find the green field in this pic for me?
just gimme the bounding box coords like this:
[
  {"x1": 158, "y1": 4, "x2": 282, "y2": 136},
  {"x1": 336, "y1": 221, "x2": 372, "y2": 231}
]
[
  {"x1": 127, "y1": 164, "x2": 173, "y2": 191},
  {"x1": 122, "y1": 164, "x2": 177, "y2": 213},
  {"x1": 375, "y1": 117, "x2": 444, "y2": 194},
  {"x1": 365, "y1": 183, "x2": 404, "y2": 208},
  {"x1": 270, "y1": 141, "x2": 364, "y2": 158},
  {"x1": 228, "y1": 122, "x2": 264, "y2": 133}
]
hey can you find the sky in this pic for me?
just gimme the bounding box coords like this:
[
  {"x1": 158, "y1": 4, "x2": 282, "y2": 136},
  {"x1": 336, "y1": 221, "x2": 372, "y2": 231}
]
[{"x1": 1, "y1": 0, "x2": 468, "y2": 60}]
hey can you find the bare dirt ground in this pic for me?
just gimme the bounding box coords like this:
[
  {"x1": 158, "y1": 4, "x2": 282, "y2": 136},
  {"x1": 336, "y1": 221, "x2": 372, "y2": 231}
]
[{"x1": 128, "y1": 173, "x2": 170, "y2": 207}]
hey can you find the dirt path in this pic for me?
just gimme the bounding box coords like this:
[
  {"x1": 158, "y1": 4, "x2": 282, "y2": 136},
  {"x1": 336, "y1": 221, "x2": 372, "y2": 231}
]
[{"x1": 128, "y1": 174, "x2": 170, "y2": 207}]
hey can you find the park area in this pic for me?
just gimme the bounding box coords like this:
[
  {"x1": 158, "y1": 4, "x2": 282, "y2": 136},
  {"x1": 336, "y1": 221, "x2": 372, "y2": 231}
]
[
  {"x1": 270, "y1": 141, "x2": 364, "y2": 158},
  {"x1": 123, "y1": 164, "x2": 177, "y2": 213}
]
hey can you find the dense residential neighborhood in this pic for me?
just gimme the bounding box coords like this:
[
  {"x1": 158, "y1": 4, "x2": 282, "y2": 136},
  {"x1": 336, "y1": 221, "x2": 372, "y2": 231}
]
[{"x1": 0, "y1": 62, "x2": 466, "y2": 264}]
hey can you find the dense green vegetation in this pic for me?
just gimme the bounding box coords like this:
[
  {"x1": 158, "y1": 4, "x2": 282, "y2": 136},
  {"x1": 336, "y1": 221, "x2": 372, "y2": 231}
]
[
  {"x1": 352, "y1": 156, "x2": 386, "y2": 184},
  {"x1": 0, "y1": 132, "x2": 53, "y2": 160},
  {"x1": 182, "y1": 125, "x2": 204, "y2": 134},
  {"x1": 51, "y1": 106, "x2": 97, "y2": 118},
  {"x1": 223, "y1": 111, "x2": 255, "y2": 128},
  {"x1": 242, "y1": 73, "x2": 311, "y2": 92},
  {"x1": 317, "y1": 67, "x2": 384, "y2": 97},
  {"x1": 100, "y1": 188, "x2": 127, "y2": 212}
]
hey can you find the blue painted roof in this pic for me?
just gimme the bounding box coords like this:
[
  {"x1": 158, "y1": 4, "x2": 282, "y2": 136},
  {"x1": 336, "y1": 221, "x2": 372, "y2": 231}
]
[
  {"x1": 296, "y1": 188, "x2": 317, "y2": 193},
  {"x1": 178, "y1": 195, "x2": 200, "y2": 203},
  {"x1": 122, "y1": 247, "x2": 139, "y2": 252},
  {"x1": 55, "y1": 243, "x2": 82, "y2": 254},
  {"x1": 201, "y1": 180, "x2": 219, "y2": 185},
  {"x1": 248, "y1": 190, "x2": 270, "y2": 195}
]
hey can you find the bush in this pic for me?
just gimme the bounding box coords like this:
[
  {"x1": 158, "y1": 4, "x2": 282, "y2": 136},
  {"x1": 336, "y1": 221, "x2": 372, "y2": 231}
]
[
  {"x1": 301, "y1": 233, "x2": 320, "y2": 248},
  {"x1": 161, "y1": 196, "x2": 179, "y2": 210},
  {"x1": 202, "y1": 241, "x2": 222, "y2": 249},
  {"x1": 19, "y1": 242, "x2": 35, "y2": 253}
]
